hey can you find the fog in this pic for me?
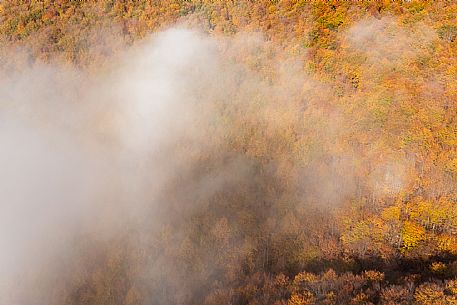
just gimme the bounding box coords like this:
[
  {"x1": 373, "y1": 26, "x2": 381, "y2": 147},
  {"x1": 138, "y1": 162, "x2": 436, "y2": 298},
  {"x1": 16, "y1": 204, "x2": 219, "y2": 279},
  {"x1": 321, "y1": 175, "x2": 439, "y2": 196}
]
[{"x1": 0, "y1": 24, "x2": 416, "y2": 304}]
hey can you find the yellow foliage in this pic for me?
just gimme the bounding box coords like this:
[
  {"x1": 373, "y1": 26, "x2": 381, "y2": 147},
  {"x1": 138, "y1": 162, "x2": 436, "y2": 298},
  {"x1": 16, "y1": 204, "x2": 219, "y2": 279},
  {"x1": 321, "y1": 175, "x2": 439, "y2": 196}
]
[
  {"x1": 363, "y1": 270, "x2": 385, "y2": 282},
  {"x1": 437, "y1": 235, "x2": 457, "y2": 254},
  {"x1": 446, "y1": 280, "x2": 457, "y2": 295},
  {"x1": 446, "y1": 158, "x2": 457, "y2": 175},
  {"x1": 293, "y1": 272, "x2": 317, "y2": 285},
  {"x1": 430, "y1": 262, "x2": 447, "y2": 275},
  {"x1": 289, "y1": 291, "x2": 315, "y2": 305},
  {"x1": 414, "y1": 283, "x2": 446, "y2": 305},
  {"x1": 402, "y1": 221, "x2": 425, "y2": 251},
  {"x1": 381, "y1": 205, "x2": 401, "y2": 222}
]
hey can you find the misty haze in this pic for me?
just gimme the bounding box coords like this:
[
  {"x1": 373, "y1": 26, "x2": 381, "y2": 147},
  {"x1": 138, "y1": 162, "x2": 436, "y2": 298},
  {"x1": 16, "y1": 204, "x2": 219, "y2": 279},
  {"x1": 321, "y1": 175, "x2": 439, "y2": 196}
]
[{"x1": 0, "y1": 1, "x2": 456, "y2": 305}]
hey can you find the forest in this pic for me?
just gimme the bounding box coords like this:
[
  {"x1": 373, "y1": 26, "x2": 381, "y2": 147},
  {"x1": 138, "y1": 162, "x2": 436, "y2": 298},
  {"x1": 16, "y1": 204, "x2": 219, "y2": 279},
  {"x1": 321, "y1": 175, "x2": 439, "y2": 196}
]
[{"x1": 0, "y1": 1, "x2": 456, "y2": 304}]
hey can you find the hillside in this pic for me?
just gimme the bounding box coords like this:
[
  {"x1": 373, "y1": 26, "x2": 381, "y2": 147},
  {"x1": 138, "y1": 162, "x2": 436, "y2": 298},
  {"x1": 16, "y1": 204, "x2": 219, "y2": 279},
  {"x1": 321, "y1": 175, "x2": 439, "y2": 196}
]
[{"x1": 0, "y1": 1, "x2": 456, "y2": 305}]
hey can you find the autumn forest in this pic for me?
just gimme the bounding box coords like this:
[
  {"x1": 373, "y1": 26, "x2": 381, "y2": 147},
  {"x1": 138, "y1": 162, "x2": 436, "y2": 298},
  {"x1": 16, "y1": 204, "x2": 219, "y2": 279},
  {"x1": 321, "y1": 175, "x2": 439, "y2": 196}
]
[{"x1": 0, "y1": 1, "x2": 456, "y2": 305}]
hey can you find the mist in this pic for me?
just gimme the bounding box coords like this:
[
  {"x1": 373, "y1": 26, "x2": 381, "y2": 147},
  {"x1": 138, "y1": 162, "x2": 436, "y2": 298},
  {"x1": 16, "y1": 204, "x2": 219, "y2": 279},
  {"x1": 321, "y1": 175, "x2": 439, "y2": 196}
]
[
  {"x1": 0, "y1": 27, "x2": 297, "y2": 304},
  {"x1": 0, "y1": 21, "x2": 423, "y2": 304}
]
